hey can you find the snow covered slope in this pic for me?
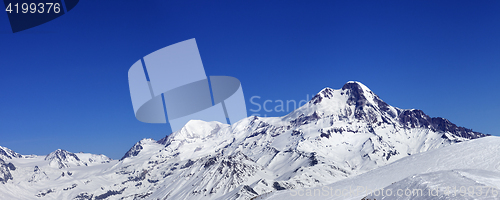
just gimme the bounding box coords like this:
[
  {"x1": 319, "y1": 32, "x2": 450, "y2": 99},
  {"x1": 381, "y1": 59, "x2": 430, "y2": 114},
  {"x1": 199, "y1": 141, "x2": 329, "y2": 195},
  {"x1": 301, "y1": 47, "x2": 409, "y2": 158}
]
[
  {"x1": 0, "y1": 149, "x2": 115, "y2": 199},
  {"x1": 0, "y1": 81, "x2": 490, "y2": 199},
  {"x1": 362, "y1": 169, "x2": 500, "y2": 200},
  {"x1": 263, "y1": 136, "x2": 500, "y2": 200}
]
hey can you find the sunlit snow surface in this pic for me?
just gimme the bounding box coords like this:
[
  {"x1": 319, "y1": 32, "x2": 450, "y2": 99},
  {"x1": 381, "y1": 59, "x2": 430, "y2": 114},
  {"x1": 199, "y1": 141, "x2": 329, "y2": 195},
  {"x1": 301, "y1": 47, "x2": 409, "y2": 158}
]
[
  {"x1": 263, "y1": 136, "x2": 500, "y2": 200},
  {"x1": 0, "y1": 82, "x2": 493, "y2": 199}
]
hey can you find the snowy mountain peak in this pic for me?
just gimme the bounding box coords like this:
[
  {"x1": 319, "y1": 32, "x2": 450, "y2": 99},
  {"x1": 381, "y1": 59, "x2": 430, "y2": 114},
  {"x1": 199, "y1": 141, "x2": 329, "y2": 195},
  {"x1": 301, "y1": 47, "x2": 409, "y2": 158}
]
[
  {"x1": 45, "y1": 149, "x2": 81, "y2": 169},
  {"x1": 341, "y1": 81, "x2": 381, "y2": 107},
  {"x1": 45, "y1": 149, "x2": 79, "y2": 161},
  {"x1": 169, "y1": 120, "x2": 226, "y2": 141},
  {"x1": 289, "y1": 81, "x2": 394, "y2": 124},
  {"x1": 309, "y1": 87, "x2": 335, "y2": 104},
  {"x1": 288, "y1": 81, "x2": 485, "y2": 141},
  {"x1": 342, "y1": 81, "x2": 374, "y2": 98},
  {"x1": 0, "y1": 146, "x2": 22, "y2": 160},
  {"x1": 309, "y1": 81, "x2": 380, "y2": 108},
  {"x1": 45, "y1": 149, "x2": 111, "y2": 168},
  {"x1": 342, "y1": 81, "x2": 370, "y2": 91}
]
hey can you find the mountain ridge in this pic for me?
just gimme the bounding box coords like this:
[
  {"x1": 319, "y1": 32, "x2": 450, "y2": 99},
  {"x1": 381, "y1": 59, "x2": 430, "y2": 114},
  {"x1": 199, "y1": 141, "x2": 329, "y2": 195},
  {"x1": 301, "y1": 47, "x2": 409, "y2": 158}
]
[{"x1": 0, "y1": 81, "x2": 490, "y2": 200}]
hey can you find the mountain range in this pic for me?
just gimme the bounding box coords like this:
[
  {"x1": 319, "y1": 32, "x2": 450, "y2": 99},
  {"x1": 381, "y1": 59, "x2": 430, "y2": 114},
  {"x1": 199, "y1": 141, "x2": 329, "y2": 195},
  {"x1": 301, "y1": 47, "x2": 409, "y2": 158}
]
[{"x1": 0, "y1": 81, "x2": 494, "y2": 200}]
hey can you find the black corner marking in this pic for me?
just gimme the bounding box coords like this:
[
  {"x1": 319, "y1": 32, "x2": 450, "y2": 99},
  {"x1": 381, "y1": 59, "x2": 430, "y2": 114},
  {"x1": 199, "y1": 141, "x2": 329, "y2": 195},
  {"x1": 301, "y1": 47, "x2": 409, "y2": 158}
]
[{"x1": 4, "y1": 0, "x2": 78, "y2": 33}]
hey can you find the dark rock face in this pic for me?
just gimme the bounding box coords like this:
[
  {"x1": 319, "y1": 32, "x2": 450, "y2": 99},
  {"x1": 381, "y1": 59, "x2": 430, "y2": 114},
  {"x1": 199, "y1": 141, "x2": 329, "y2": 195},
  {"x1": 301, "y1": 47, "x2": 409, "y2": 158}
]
[
  {"x1": 338, "y1": 82, "x2": 387, "y2": 123},
  {"x1": 6, "y1": 162, "x2": 15, "y2": 171},
  {"x1": 0, "y1": 147, "x2": 22, "y2": 160},
  {"x1": 398, "y1": 109, "x2": 432, "y2": 128},
  {"x1": 310, "y1": 88, "x2": 335, "y2": 104},
  {"x1": 313, "y1": 82, "x2": 489, "y2": 140},
  {"x1": 181, "y1": 159, "x2": 195, "y2": 169},
  {"x1": 204, "y1": 157, "x2": 218, "y2": 168},
  {"x1": 342, "y1": 82, "x2": 369, "y2": 108},
  {"x1": 431, "y1": 117, "x2": 488, "y2": 139},
  {"x1": 0, "y1": 159, "x2": 14, "y2": 184},
  {"x1": 290, "y1": 112, "x2": 321, "y2": 126},
  {"x1": 35, "y1": 189, "x2": 55, "y2": 197},
  {"x1": 45, "y1": 149, "x2": 82, "y2": 169},
  {"x1": 34, "y1": 165, "x2": 41, "y2": 172},
  {"x1": 74, "y1": 193, "x2": 93, "y2": 200},
  {"x1": 397, "y1": 110, "x2": 489, "y2": 139},
  {"x1": 272, "y1": 182, "x2": 286, "y2": 190},
  {"x1": 157, "y1": 135, "x2": 169, "y2": 145},
  {"x1": 45, "y1": 149, "x2": 80, "y2": 162},
  {"x1": 374, "y1": 96, "x2": 391, "y2": 113},
  {"x1": 120, "y1": 143, "x2": 144, "y2": 161},
  {"x1": 309, "y1": 153, "x2": 319, "y2": 166},
  {"x1": 94, "y1": 188, "x2": 126, "y2": 200},
  {"x1": 243, "y1": 185, "x2": 258, "y2": 195}
]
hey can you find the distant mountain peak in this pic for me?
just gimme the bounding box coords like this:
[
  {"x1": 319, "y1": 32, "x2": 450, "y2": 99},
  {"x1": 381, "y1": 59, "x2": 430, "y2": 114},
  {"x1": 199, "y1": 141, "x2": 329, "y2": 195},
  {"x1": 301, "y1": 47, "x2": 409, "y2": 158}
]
[
  {"x1": 290, "y1": 81, "x2": 486, "y2": 139},
  {"x1": 45, "y1": 149, "x2": 81, "y2": 169},
  {"x1": 45, "y1": 149, "x2": 79, "y2": 160},
  {"x1": 169, "y1": 120, "x2": 226, "y2": 141},
  {"x1": 310, "y1": 81, "x2": 377, "y2": 106},
  {"x1": 120, "y1": 138, "x2": 159, "y2": 161},
  {"x1": 0, "y1": 146, "x2": 22, "y2": 160},
  {"x1": 342, "y1": 81, "x2": 384, "y2": 108},
  {"x1": 45, "y1": 149, "x2": 111, "y2": 168},
  {"x1": 295, "y1": 81, "x2": 391, "y2": 124},
  {"x1": 309, "y1": 87, "x2": 335, "y2": 104}
]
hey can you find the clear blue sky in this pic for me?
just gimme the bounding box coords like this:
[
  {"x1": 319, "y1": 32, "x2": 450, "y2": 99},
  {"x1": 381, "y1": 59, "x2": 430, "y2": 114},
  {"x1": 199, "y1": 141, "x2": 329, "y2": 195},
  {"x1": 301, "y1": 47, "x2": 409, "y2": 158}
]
[{"x1": 1, "y1": 0, "x2": 499, "y2": 159}]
